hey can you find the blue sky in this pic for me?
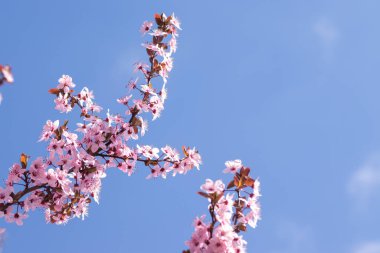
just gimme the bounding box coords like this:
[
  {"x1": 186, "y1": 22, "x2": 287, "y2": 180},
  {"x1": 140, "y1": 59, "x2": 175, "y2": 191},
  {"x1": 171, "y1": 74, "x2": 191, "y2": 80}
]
[{"x1": 1, "y1": 0, "x2": 380, "y2": 252}]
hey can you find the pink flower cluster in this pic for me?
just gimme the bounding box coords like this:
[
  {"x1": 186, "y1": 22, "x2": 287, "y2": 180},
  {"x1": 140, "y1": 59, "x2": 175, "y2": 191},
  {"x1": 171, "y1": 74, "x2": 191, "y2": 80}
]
[
  {"x1": 0, "y1": 13, "x2": 202, "y2": 226},
  {"x1": 0, "y1": 64, "x2": 14, "y2": 104},
  {"x1": 184, "y1": 160, "x2": 261, "y2": 253},
  {"x1": 0, "y1": 13, "x2": 261, "y2": 253}
]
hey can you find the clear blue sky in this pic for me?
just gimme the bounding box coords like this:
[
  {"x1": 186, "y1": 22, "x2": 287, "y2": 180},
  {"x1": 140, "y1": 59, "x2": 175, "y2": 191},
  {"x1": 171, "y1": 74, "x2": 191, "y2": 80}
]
[{"x1": 1, "y1": 1, "x2": 380, "y2": 252}]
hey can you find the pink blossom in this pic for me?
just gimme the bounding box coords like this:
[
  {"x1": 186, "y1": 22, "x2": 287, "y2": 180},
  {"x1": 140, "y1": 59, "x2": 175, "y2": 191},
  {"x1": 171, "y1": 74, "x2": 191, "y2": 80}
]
[
  {"x1": 127, "y1": 78, "x2": 138, "y2": 90},
  {"x1": 208, "y1": 237, "x2": 228, "y2": 252},
  {"x1": 160, "y1": 87, "x2": 168, "y2": 102},
  {"x1": 76, "y1": 122, "x2": 88, "y2": 133},
  {"x1": 158, "y1": 67, "x2": 168, "y2": 84},
  {"x1": 142, "y1": 43, "x2": 165, "y2": 56},
  {"x1": 170, "y1": 13, "x2": 182, "y2": 30},
  {"x1": 223, "y1": 159, "x2": 243, "y2": 174},
  {"x1": 179, "y1": 158, "x2": 195, "y2": 175},
  {"x1": 77, "y1": 87, "x2": 94, "y2": 106},
  {"x1": 75, "y1": 198, "x2": 90, "y2": 220},
  {"x1": 185, "y1": 216, "x2": 210, "y2": 252},
  {"x1": 140, "y1": 21, "x2": 153, "y2": 35},
  {"x1": 0, "y1": 207, "x2": 13, "y2": 220},
  {"x1": 215, "y1": 194, "x2": 234, "y2": 225},
  {"x1": 0, "y1": 65, "x2": 14, "y2": 83},
  {"x1": 8, "y1": 164, "x2": 25, "y2": 183},
  {"x1": 146, "y1": 165, "x2": 168, "y2": 179},
  {"x1": 254, "y1": 179, "x2": 261, "y2": 197},
  {"x1": 24, "y1": 192, "x2": 42, "y2": 212},
  {"x1": 136, "y1": 145, "x2": 160, "y2": 159},
  {"x1": 141, "y1": 84, "x2": 156, "y2": 95},
  {"x1": 0, "y1": 187, "x2": 13, "y2": 203},
  {"x1": 186, "y1": 147, "x2": 202, "y2": 169},
  {"x1": 117, "y1": 160, "x2": 136, "y2": 176},
  {"x1": 134, "y1": 62, "x2": 149, "y2": 74},
  {"x1": 62, "y1": 131, "x2": 78, "y2": 147},
  {"x1": 54, "y1": 92, "x2": 72, "y2": 113},
  {"x1": 149, "y1": 95, "x2": 164, "y2": 120},
  {"x1": 57, "y1": 74, "x2": 75, "y2": 93},
  {"x1": 161, "y1": 145, "x2": 179, "y2": 162},
  {"x1": 39, "y1": 120, "x2": 59, "y2": 141},
  {"x1": 8, "y1": 212, "x2": 28, "y2": 226},
  {"x1": 47, "y1": 139, "x2": 65, "y2": 158},
  {"x1": 238, "y1": 209, "x2": 261, "y2": 229},
  {"x1": 87, "y1": 103, "x2": 102, "y2": 113},
  {"x1": 29, "y1": 157, "x2": 46, "y2": 182},
  {"x1": 169, "y1": 37, "x2": 177, "y2": 53},
  {"x1": 200, "y1": 179, "x2": 225, "y2": 194},
  {"x1": 117, "y1": 94, "x2": 132, "y2": 105},
  {"x1": 45, "y1": 169, "x2": 57, "y2": 187},
  {"x1": 149, "y1": 29, "x2": 168, "y2": 36},
  {"x1": 138, "y1": 116, "x2": 148, "y2": 136}
]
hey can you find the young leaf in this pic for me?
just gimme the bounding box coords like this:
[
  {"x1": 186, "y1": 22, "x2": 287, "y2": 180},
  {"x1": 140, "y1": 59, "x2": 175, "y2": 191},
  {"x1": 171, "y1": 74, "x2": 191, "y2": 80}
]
[{"x1": 20, "y1": 153, "x2": 29, "y2": 168}]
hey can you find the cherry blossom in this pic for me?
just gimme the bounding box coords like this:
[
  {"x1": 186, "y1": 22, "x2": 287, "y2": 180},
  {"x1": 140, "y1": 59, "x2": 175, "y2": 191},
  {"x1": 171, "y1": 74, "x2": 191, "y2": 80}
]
[
  {"x1": 0, "y1": 13, "x2": 261, "y2": 253},
  {"x1": 0, "y1": 187, "x2": 12, "y2": 203},
  {"x1": 0, "y1": 13, "x2": 202, "y2": 226},
  {"x1": 57, "y1": 74, "x2": 75, "y2": 93},
  {"x1": 0, "y1": 64, "x2": 14, "y2": 104},
  {"x1": 0, "y1": 65, "x2": 13, "y2": 84},
  {"x1": 223, "y1": 159, "x2": 243, "y2": 174},
  {"x1": 184, "y1": 162, "x2": 261, "y2": 253},
  {"x1": 140, "y1": 21, "x2": 153, "y2": 35},
  {"x1": 200, "y1": 179, "x2": 225, "y2": 194},
  {"x1": 170, "y1": 13, "x2": 182, "y2": 30}
]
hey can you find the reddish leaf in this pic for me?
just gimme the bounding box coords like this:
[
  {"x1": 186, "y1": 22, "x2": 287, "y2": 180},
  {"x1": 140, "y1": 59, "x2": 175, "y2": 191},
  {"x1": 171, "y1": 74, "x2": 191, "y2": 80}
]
[
  {"x1": 62, "y1": 120, "x2": 69, "y2": 131},
  {"x1": 227, "y1": 179, "x2": 235, "y2": 189},
  {"x1": 245, "y1": 178, "x2": 255, "y2": 188},
  {"x1": 130, "y1": 116, "x2": 140, "y2": 126},
  {"x1": 237, "y1": 223, "x2": 247, "y2": 232},
  {"x1": 154, "y1": 13, "x2": 162, "y2": 25},
  {"x1": 197, "y1": 191, "x2": 210, "y2": 199},
  {"x1": 215, "y1": 193, "x2": 224, "y2": 202},
  {"x1": 166, "y1": 15, "x2": 172, "y2": 25},
  {"x1": 234, "y1": 175, "x2": 240, "y2": 188},
  {"x1": 48, "y1": 88, "x2": 60, "y2": 95},
  {"x1": 182, "y1": 146, "x2": 189, "y2": 157},
  {"x1": 241, "y1": 167, "x2": 250, "y2": 177}
]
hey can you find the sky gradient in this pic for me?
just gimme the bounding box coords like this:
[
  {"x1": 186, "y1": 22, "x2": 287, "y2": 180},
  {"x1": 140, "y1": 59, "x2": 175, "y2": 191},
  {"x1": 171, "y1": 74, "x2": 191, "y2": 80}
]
[{"x1": 1, "y1": 1, "x2": 380, "y2": 252}]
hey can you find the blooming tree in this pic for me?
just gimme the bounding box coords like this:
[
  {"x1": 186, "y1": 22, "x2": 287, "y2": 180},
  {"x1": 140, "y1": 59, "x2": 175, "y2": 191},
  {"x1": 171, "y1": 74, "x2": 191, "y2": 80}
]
[{"x1": 0, "y1": 13, "x2": 260, "y2": 252}]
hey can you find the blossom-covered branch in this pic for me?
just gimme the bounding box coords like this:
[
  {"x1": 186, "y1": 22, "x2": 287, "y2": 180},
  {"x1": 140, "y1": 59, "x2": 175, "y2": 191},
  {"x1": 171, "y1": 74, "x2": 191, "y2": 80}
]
[
  {"x1": 0, "y1": 13, "x2": 201, "y2": 226},
  {"x1": 0, "y1": 13, "x2": 261, "y2": 253},
  {"x1": 0, "y1": 64, "x2": 14, "y2": 104},
  {"x1": 183, "y1": 160, "x2": 261, "y2": 253}
]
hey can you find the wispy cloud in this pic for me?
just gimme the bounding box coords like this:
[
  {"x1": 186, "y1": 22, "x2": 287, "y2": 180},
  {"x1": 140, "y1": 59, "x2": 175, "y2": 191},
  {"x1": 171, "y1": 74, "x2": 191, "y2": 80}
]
[
  {"x1": 0, "y1": 228, "x2": 5, "y2": 253},
  {"x1": 270, "y1": 221, "x2": 317, "y2": 253},
  {"x1": 352, "y1": 242, "x2": 380, "y2": 253},
  {"x1": 314, "y1": 17, "x2": 339, "y2": 48},
  {"x1": 109, "y1": 47, "x2": 145, "y2": 85},
  {"x1": 347, "y1": 152, "x2": 380, "y2": 208}
]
